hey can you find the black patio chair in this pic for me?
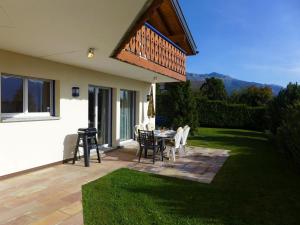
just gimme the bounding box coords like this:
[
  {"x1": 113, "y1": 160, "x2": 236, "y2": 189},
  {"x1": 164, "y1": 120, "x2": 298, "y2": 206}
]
[{"x1": 138, "y1": 130, "x2": 163, "y2": 164}]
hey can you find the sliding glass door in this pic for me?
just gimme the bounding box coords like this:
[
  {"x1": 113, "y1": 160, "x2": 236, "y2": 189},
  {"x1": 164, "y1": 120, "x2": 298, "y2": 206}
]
[
  {"x1": 120, "y1": 89, "x2": 136, "y2": 141},
  {"x1": 88, "y1": 86, "x2": 112, "y2": 146}
]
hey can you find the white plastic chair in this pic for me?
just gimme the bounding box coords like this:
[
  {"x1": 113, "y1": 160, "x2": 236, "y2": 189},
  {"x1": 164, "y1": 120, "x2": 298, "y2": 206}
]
[
  {"x1": 181, "y1": 125, "x2": 190, "y2": 152},
  {"x1": 167, "y1": 127, "x2": 183, "y2": 162}
]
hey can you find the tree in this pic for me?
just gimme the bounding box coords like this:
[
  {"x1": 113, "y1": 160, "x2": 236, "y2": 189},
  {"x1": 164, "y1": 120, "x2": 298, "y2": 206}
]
[
  {"x1": 268, "y1": 82, "x2": 300, "y2": 134},
  {"x1": 156, "y1": 81, "x2": 198, "y2": 132},
  {"x1": 199, "y1": 77, "x2": 227, "y2": 100},
  {"x1": 230, "y1": 86, "x2": 273, "y2": 106}
]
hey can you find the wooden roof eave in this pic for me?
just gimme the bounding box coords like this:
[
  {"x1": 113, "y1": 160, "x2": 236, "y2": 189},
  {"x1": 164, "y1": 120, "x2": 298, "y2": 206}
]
[{"x1": 170, "y1": 0, "x2": 198, "y2": 55}]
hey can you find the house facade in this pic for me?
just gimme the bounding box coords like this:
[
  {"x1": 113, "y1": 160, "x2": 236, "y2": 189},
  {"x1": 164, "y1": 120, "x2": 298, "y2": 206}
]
[{"x1": 0, "y1": 0, "x2": 197, "y2": 178}]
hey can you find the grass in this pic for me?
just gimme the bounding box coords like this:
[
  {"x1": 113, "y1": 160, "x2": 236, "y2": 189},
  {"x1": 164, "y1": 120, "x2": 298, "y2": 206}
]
[{"x1": 82, "y1": 127, "x2": 300, "y2": 225}]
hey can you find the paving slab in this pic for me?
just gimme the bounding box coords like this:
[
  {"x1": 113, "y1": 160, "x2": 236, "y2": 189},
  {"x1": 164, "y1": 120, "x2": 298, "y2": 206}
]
[
  {"x1": 128, "y1": 146, "x2": 229, "y2": 183},
  {"x1": 0, "y1": 145, "x2": 229, "y2": 224}
]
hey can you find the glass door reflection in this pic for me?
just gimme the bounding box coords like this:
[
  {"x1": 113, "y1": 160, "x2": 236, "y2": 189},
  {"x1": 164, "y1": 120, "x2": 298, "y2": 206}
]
[
  {"x1": 120, "y1": 89, "x2": 136, "y2": 141},
  {"x1": 88, "y1": 86, "x2": 112, "y2": 146}
]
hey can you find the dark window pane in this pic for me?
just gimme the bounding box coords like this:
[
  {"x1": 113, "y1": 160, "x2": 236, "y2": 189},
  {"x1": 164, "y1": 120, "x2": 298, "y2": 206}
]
[
  {"x1": 28, "y1": 79, "x2": 51, "y2": 112},
  {"x1": 120, "y1": 90, "x2": 135, "y2": 141},
  {"x1": 1, "y1": 76, "x2": 23, "y2": 113}
]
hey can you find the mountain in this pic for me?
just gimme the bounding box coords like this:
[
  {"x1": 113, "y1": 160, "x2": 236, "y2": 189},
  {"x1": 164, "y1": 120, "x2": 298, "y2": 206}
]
[{"x1": 187, "y1": 72, "x2": 283, "y2": 95}]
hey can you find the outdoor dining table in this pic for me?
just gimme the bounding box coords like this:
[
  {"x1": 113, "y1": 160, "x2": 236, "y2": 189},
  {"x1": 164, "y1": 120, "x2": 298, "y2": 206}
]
[
  {"x1": 154, "y1": 129, "x2": 176, "y2": 153},
  {"x1": 142, "y1": 129, "x2": 176, "y2": 159},
  {"x1": 154, "y1": 129, "x2": 176, "y2": 139}
]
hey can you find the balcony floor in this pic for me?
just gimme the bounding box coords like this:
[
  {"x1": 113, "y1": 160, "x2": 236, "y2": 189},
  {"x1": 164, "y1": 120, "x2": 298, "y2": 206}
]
[{"x1": 0, "y1": 145, "x2": 228, "y2": 225}]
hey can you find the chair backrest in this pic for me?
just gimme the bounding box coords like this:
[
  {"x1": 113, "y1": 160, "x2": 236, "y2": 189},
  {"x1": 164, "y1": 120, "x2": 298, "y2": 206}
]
[
  {"x1": 183, "y1": 125, "x2": 189, "y2": 130},
  {"x1": 174, "y1": 127, "x2": 183, "y2": 149},
  {"x1": 138, "y1": 130, "x2": 147, "y2": 148},
  {"x1": 145, "y1": 130, "x2": 155, "y2": 148},
  {"x1": 182, "y1": 126, "x2": 190, "y2": 146},
  {"x1": 146, "y1": 123, "x2": 155, "y2": 131},
  {"x1": 138, "y1": 130, "x2": 155, "y2": 148},
  {"x1": 135, "y1": 124, "x2": 146, "y2": 137},
  {"x1": 134, "y1": 125, "x2": 141, "y2": 137}
]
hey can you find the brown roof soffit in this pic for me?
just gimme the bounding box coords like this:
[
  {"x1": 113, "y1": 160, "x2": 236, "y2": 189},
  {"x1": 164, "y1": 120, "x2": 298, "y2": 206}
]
[
  {"x1": 111, "y1": 0, "x2": 163, "y2": 58},
  {"x1": 170, "y1": 0, "x2": 198, "y2": 55},
  {"x1": 111, "y1": 0, "x2": 198, "y2": 58}
]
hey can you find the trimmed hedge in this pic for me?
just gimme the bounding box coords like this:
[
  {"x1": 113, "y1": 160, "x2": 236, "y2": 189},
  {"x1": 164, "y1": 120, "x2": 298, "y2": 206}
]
[
  {"x1": 197, "y1": 99, "x2": 267, "y2": 130},
  {"x1": 277, "y1": 103, "x2": 300, "y2": 169}
]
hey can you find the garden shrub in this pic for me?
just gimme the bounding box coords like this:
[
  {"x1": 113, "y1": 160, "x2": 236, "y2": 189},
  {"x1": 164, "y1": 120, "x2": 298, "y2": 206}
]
[
  {"x1": 277, "y1": 102, "x2": 300, "y2": 169},
  {"x1": 197, "y1": 99, "x2": 267, "y2": 130},
  {"x1": 268, "y1": 83, "x2": 300, "y2": 134}
]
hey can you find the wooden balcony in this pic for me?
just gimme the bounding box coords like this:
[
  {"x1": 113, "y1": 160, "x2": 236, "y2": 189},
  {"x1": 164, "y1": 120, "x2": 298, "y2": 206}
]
[{"x1": 115, "y1": 23, "x2": 187, "y2": 81}]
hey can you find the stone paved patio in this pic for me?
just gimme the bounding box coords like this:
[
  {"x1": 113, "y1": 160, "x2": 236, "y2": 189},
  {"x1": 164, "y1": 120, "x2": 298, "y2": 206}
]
[
  {"x1": 0, "y1": 145, "x2": 229, "y2": 225},
  {"x1": 129, "y1": 146, "x2": 229, "y2": 183},
  {"x1": 0, "y1": 150, "x2": 135, "y2": 225}
]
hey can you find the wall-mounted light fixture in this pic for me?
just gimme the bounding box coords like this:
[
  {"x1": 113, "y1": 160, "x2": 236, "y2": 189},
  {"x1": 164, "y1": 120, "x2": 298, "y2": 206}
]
[
  {"x1": 87, "y1": 48, "x2": 95, "y2": 58},
  {"x1": 72, "y1": 87, "x2": 80, "y2": 97}
]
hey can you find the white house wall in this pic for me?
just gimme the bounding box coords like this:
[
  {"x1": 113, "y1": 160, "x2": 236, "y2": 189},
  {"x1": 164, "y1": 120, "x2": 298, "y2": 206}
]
[{"x1": 0, "y1": 49, "x2": 154, "y2": 177}]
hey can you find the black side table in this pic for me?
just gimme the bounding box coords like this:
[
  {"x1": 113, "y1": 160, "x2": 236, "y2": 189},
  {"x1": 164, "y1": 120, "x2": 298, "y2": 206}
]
[{"x1": 72, "y1": 128, "x2": 101, "y2": 167}]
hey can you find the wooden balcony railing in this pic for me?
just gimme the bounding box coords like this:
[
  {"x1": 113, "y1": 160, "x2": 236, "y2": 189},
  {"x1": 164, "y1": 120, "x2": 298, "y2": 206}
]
[{"x1": 115, "y1": 23, "x2": 186, "y2": 81}]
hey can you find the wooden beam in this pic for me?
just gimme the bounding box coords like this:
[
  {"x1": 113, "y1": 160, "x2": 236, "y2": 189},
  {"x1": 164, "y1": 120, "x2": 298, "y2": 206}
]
[{"x1": 155, "y1": 8, "x2": 173, "y2": 35}]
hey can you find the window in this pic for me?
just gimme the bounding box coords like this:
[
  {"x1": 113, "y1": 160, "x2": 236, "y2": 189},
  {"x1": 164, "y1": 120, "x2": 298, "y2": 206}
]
[
  {"x1": 0, "y1": 73, "x2": 54, "y2": 118},
  {"x1": 120, "y1": 90, "x2": 136, "y2": 141},
  {"x1": 1, "y1": 75, "x2": 23, "y2": 113},
  {"x1": 28, "y1": 79, "x2": 51, "y2": 112}
]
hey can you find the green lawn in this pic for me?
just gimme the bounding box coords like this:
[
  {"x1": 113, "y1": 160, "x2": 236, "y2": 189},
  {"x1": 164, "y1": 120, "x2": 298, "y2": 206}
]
[{"x1": 82, "y1": 128, "x2": 300, "y2": 225}]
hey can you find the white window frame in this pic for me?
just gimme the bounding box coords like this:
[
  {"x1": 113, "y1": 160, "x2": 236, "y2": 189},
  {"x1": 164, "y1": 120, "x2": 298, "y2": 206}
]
[{"x1": 0, "y1": 73, "x2": 54, "y2": 119}]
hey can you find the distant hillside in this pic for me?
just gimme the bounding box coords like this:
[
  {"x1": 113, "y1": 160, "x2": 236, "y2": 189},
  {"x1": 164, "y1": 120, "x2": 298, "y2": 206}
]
[{"x1": 187, "y1": 72, "x2": 283, "y2": 95}]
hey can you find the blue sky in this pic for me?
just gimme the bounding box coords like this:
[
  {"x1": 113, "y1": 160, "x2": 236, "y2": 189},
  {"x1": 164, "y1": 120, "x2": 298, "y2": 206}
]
[{"x1": 179, "y1": 0, "x2": 300, "y2": 86}]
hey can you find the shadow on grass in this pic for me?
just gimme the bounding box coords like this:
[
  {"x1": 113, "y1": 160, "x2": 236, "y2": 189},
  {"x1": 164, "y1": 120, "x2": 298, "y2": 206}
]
[
  {"x1": 215, "y1": 129, "x2": 267, "y2": 140},
  {"x1": 83, "y1": 128, "x2": 300, "y2": 225},
  {"x1": 189, "y1": 135, "x2": 269, "y2": 152},
  {"x1": 122, "y1": 174, "x2": 231, "y2": 224},
  {"x1": 83, "y1": 168, "x2": 240, "y2": 225},
  {"x1": 83, "y1": 166, "x2": 300, "y2": 225}
]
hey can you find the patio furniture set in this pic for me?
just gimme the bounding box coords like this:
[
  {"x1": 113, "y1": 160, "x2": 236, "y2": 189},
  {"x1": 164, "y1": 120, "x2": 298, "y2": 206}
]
[
  {"x1": 72, "y1": 125, "x2": 190, "y2": 166},
  {"x1": 135, "y1": 124, "x2": 191, "y2": 164}
]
